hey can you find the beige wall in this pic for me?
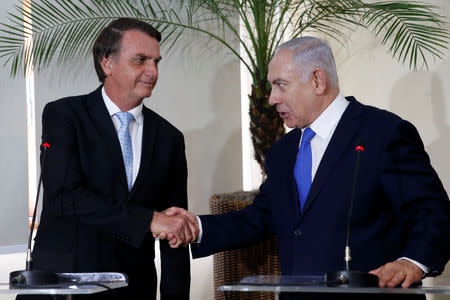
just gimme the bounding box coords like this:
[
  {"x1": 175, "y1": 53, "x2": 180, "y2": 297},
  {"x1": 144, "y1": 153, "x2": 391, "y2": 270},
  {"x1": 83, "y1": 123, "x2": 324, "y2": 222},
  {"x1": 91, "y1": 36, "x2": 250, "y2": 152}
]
[{"x1": 0, "y1": 0, "x2": 28, "y2": 248}]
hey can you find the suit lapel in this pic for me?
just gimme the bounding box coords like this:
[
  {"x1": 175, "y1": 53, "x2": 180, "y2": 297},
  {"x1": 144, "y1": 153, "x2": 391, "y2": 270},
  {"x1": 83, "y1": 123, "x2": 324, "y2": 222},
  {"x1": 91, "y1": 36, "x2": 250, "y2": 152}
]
[
  {"x1": 286, "y1": 129, "x2": 303, "y2": 217},
  {"x1": 129, "y1": 106, "x2": 158, "y2": 198},
  {"x1": 86, "y1": 86, "x2": 129, "y2": 192},
  {"x1": 300, "y1": 97, "x2": 362, "y2": 217}
]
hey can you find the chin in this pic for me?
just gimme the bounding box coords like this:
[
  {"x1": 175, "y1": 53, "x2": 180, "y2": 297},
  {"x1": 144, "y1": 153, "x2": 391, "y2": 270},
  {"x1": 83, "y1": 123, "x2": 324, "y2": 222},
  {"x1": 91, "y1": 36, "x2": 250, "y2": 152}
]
[
  {"x1": 284, "y1": 120, "x2": 296, "y2": 129},
  {"x1": 139, "y1": 91, "x2": 153, "y2": 99},
  {"x1": 136, "y1": 86, "x2": 153, "y2": 96}
]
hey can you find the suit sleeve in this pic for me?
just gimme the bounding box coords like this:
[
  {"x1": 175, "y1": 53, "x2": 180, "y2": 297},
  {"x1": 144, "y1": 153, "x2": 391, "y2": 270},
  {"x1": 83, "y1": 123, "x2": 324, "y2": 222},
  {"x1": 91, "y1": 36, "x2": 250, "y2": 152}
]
[
  {"x1": 191, "y1": 148, "x2": 276, "y2": 258},
  {"x1": 380, "y1": 119, "x2": 450, "y2": 276},
  {"x1": 158, "y1": 132, "x2": 190, "y2": 300},
  {"x1": 41, "y1": 102, "x2": 152, "y2": 248}
]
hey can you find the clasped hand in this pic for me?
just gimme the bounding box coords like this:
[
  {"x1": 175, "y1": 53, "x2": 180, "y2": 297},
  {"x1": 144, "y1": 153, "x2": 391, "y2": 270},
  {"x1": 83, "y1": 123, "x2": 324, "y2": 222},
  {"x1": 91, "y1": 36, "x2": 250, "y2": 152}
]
[{"x1": 150, "y1": 207, "x2": 199, "y2": 248}]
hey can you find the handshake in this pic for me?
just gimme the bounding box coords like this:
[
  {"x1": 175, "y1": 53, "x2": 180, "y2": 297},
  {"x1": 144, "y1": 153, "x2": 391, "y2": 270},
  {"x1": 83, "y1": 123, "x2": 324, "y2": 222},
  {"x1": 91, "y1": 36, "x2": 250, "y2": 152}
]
[{"x1": 150, "y1": 207, "x2": 199, "y2": 248}]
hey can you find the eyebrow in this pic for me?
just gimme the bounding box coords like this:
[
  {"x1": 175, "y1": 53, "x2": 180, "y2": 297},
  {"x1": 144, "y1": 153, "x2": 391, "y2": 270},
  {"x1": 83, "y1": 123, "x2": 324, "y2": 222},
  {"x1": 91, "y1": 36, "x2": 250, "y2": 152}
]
[
  {"x1": 135, "y1": 54, "x2": 163, "y2": 61},
  {"x1": 271, "y1": 78, "x2": 288, "y2": 84}
]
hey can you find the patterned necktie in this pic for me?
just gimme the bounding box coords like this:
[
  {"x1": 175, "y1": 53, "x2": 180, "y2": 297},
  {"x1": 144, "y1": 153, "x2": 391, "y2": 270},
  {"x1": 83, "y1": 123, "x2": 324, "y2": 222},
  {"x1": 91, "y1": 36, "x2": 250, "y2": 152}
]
[
  {"x1": 294, "y1": 127, "x2": 316, "y2": 211},
  {"x1": 115, "y1": 112, "x2": 134, "y2": 191}
]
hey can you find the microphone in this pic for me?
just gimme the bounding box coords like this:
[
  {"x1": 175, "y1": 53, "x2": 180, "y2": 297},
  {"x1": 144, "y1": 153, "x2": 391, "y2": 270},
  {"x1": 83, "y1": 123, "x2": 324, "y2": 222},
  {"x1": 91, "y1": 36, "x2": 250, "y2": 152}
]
[
  {"x1": 10, "y1": 142, "x2": 60, "y2": 286},
  {"x1": 325, "y1": 141, "x2": 379, "y2": 287}
]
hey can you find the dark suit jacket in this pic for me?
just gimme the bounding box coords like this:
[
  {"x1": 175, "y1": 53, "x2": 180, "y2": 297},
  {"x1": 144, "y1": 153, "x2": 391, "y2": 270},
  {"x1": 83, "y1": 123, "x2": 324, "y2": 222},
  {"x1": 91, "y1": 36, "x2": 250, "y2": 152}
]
[
  {"x1": 193, "y1": 97, "x2": 450, "y2": 298},
  {"x1": 31, "y1": 86, "x2": 190, "y2": 300}
]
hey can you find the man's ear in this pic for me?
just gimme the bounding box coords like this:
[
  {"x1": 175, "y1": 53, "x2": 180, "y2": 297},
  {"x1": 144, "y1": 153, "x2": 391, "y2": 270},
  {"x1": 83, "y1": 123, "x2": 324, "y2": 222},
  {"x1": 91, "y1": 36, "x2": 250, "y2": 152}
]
[
  {"x1": 310, "y1": 68, "x2": 327, "y2": 95},
  {"x1": 101, "y1": 56, "x2": 114, "y2": 77}
]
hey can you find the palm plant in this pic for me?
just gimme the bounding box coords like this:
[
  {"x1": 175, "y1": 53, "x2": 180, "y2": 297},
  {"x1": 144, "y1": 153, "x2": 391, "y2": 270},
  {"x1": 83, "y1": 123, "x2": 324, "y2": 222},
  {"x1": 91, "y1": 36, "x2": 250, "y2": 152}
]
[{"x1": 0, "y1": 0, "x2": 448, "y2": 174}]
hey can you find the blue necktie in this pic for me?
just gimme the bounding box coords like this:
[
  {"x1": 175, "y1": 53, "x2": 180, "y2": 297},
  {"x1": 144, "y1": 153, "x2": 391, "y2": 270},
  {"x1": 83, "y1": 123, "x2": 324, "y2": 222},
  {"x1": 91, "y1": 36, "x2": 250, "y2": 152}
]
[
  {"x1": 116, "y1": 112, "x2": 134, "y2": 191},
  {"x1": 294, "y1": 127, "x2": 316, "y2": 211}
]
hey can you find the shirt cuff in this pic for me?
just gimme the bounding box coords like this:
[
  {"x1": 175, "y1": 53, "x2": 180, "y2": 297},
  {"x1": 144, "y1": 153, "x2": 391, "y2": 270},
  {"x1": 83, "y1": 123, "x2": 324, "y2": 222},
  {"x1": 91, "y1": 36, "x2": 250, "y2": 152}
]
[
  {"x1": 398, "y1": 257, "x2": 429, "y2": 275},
  {"x1": 195, "y1": 215, "x2": 203, "y2": 244}
]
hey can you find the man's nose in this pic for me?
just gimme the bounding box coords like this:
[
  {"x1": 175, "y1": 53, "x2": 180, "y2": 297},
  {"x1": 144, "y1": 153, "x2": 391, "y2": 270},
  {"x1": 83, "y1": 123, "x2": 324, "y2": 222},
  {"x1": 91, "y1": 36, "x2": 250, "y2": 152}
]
[
  {"x1": 145, "y1": 62, "x2": 158, "y2": 77},
  {"x1": 268, "y1": 91, "x2": 278, "y2": 106}
]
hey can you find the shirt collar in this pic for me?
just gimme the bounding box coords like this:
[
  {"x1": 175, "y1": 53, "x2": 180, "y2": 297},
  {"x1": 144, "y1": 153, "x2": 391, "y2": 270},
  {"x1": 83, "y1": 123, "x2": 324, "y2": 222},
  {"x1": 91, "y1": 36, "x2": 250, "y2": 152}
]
[
  {"x1": 307, "y1": 92, "x2": 349, "y2": 140},
  {"x1": 101, "y1": 87, "x2": 144, "y2": 125}
]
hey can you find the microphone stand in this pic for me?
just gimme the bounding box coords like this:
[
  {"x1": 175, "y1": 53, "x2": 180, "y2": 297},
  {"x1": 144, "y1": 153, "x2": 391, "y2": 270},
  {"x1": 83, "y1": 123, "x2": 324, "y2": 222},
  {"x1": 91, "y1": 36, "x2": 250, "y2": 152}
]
[
  {"x1": 10, "y1": 143, "x2": 60, "y2": 286},
  {"x1": 325, "y1": 144, "x2": 379, "y2": 287}
]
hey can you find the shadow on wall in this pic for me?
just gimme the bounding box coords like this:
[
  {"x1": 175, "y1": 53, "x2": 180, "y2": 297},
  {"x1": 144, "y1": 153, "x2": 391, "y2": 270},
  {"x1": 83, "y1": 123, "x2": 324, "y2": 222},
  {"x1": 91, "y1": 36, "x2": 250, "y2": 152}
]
[
  {"x1": 426, "y1": 74, "x2": 450, "y2": 190},
  {"x1": 388, "y1": 72, "x2": 450, "y2": 189},
  {"x1": 183, "y1": 60, "x2": 243, "y2": 216},
  {"x1": 388, "y1": 71, "x2": 450, "y2": 300}
]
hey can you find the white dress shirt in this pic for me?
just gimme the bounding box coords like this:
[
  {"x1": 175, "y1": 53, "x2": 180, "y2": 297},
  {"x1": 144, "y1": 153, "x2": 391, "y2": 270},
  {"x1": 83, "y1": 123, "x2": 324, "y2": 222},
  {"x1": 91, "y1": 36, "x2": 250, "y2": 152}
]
[
  {"x1": 301, "y1": 92, "x2": 349, "y2": 181},
  {"x1": 102, "y1": 87, "x2": 143, "y2": 186}
]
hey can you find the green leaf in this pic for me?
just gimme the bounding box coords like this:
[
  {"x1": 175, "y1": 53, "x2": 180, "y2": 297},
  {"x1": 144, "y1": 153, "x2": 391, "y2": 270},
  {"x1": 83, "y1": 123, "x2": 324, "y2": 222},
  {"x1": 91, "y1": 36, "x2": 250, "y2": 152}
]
[{"x1": 0, "y1": 0, "x2": 448, "y2": 77}]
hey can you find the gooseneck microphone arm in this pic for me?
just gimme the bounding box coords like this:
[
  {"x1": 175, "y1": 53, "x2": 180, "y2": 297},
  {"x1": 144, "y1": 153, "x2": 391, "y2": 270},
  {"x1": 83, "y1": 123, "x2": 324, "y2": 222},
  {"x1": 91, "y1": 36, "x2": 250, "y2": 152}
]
[
  {"x1": 344, "y1": 144, "x2": 364, "y2": 271},
  {"x1": 10, "y1": 142, "x2": 61, "y2": 286},
  {"x1": 325, "y1": 142, "x2": 379, "y2": 287},
  {"x1": 10, "y1": 142, "x2": 110, "y2": 288},
  {"x1": 26, "y1": 143, "x2": 50, "y2": 270}
]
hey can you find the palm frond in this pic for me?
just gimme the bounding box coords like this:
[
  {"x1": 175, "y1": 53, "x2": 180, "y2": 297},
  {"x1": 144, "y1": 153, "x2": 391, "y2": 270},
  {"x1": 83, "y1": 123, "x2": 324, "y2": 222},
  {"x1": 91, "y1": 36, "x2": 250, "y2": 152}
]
[
  {"x1": 288, "y1": 0, "x2": 448, "y2": 71},
  {"x1": 1, "y1": 0, "x2": 127, "y2": 75},
  {"x1": 0, "y1": 0, "x2": 201, "y2": 76},
  {"x1": 293, "y1": 0, "x2": 368, "y2": 45},
  {"x1": 0, "y1": 0, "x2": 448, "y2": 77},
  {"x1": 360, "y1": 1, "x2": 449, "y2": 70}
]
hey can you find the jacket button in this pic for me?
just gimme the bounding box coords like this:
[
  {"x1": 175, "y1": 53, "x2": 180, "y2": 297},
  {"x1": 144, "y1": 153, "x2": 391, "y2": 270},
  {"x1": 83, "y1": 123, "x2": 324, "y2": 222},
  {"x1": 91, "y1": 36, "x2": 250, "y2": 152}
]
[{"x1": 294, "y1": 229, "x2": 302, "y2": 236}]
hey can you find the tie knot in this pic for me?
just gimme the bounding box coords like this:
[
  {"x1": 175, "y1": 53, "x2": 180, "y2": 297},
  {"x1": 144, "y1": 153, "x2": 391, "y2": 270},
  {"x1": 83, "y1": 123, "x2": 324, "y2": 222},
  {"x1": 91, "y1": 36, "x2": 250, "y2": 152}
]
[
  {"x1": 301, "y1": 127, "x2": 315, "y2": 144},
  {"x1": 115, "y1": 111, "x2": 134, "y2": 126}
]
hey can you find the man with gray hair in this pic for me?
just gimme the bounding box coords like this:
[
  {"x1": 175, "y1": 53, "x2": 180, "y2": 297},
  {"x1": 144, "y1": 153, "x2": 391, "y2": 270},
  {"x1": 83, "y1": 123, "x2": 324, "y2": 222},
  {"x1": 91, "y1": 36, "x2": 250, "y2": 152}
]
[{"x1": 158, "y1": 36, "x2": 450, "y2": 299}]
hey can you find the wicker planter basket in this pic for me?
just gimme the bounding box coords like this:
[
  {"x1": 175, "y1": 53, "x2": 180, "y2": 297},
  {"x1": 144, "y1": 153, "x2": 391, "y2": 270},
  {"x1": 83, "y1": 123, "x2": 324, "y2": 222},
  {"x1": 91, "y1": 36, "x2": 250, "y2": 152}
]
[{"x1": 209, "y1": 191, "x2": 281, "y2": 300}]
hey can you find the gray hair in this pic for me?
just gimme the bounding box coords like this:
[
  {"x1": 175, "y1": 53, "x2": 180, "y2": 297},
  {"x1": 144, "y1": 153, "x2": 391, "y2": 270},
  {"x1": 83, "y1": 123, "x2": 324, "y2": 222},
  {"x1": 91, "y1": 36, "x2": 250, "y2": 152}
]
[{"x1": 275, "y1": 37, "x2": 339, "y2": 88}]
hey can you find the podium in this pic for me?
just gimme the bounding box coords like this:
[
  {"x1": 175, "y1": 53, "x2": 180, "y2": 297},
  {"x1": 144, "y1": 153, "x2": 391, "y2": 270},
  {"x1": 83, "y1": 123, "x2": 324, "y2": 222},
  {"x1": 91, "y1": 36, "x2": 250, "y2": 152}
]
[
  {"x1": 219, "y1": 275, "x2": 450, "y2": 300},
  {"x1": 1, "y1": 272, "x2": 127, "y2": 299}
]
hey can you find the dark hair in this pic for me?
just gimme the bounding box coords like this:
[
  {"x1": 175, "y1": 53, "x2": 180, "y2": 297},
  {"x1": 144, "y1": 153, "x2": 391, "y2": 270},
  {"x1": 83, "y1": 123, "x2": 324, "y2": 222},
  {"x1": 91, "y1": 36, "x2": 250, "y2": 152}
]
[{"x1": 92, "y1": 18, "x2": 161, "y2": 83}]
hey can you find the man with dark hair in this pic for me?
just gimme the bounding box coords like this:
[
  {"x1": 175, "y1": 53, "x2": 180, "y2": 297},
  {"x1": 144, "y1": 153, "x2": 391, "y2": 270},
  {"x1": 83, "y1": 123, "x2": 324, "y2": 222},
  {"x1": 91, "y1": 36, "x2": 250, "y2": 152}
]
[
  {"x1": 92, "y1": 18, "x2": 162, "y2": 83},
  {"x1": 160, "y1": 36, "x2": 450, "y2": 300},
  {"x1": 22, "y1": 18, "x2": 197, "y2": 300}
]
